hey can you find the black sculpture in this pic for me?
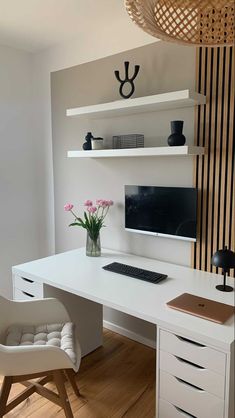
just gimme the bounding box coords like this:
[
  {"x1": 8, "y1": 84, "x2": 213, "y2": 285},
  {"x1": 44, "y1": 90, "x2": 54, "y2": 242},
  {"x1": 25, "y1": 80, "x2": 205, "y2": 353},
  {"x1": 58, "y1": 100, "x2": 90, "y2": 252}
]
[
  {"x1": 212, "y1": 246, "x2": 235, "y2": 292},
  {"x1": 82, "y1": 132, "x2": 93, "y2": 150},
  {"x1": 167, "y1": 121, "x2": 186, "y2": 146},
  {"x1": 114, "y1": 61, "x2": 140, "y2": 99}
]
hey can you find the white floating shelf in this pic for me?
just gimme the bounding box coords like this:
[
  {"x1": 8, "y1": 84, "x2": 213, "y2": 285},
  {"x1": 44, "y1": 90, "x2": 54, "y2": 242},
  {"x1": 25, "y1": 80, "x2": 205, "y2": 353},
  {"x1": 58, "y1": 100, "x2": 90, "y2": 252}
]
[
  {"x1": 68, "y1": 146, "x2": 205, "y2": 159},
  {"x1": 66, "y1": 90, "x2": 206, "y2": 119}
]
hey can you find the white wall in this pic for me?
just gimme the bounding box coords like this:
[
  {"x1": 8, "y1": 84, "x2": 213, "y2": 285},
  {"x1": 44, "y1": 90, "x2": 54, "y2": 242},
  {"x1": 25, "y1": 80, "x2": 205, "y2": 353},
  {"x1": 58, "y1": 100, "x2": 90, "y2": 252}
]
[
  {"x1": 0, "y1": 12, "x2": 157, "y2": 306},
  {"x1": 31, "y1": 20, "x2": 155, "y2": 258},
  {"x1": 0, "y1": 45, "x2": 42, "y2": 297},
  {"x1": 51, "y1": 41, "x2": 196, "y2": 266}
]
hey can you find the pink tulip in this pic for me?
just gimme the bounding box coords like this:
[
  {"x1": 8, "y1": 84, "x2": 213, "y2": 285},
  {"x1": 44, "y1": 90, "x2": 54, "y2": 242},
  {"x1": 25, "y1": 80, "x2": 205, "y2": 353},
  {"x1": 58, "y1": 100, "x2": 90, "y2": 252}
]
[
  {"x1": 87, "y1": 206, "x2": 97, "y2": 213},
  {"x1": 101, "y1": 200, "x2": 109, "y2": 208},
  {"x1": 84, "y1": 199, "x2": 93, "y2": 207},
  {"x1": 64, "y1": 203, "x2": 74, "y2": 211},
  {"x1": 101, "y1": 200, "x2": 107, "y2": 207},
  {"x1": 96, "y1": 199, "x2": 104, "y2": 206},
  {"x1": 96, "y1": 199, "x2": 114, "y2": 208}
]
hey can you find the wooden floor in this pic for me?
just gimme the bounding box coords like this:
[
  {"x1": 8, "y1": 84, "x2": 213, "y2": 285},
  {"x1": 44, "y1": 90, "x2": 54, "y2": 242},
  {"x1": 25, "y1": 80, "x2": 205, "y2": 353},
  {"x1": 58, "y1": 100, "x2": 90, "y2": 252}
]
[{"x1": 0, "y1": 329, "x2": 156, "y2": 417}]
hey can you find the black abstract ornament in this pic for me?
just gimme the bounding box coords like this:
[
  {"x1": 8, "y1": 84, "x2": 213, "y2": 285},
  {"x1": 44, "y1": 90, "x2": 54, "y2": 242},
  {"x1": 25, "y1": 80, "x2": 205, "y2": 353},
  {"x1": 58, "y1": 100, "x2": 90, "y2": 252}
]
[
  {"x1": 114, "y1": 61, "x2": 140, "y2": 99},
  {"x1": 82, "y1": 132, "x2": 93, "y2": 150}
]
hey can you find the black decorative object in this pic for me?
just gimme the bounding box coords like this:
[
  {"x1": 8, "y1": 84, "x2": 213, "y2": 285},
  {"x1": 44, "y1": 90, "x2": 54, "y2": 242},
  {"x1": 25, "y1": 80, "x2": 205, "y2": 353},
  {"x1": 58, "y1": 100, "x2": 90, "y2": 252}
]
[
  {"x1": 114, "y1": 61, "x2": 140, "y2": 99},
  {"x1": 167, "y1": 120, "x2": 186, "y2": 146},
  {"x1": 212, "y1": 246, "x2": 235, "y2": 292},
  {"x1": 82, "y1": 132, "x2": 93, "y2": 150}
]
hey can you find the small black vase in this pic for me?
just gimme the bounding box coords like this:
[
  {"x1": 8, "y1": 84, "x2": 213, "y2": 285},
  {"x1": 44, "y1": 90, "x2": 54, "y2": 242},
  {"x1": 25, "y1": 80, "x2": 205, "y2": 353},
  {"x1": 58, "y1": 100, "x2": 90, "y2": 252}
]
[
  {"x1": 167, "y1": 121, "x2": 186, "y2": 146},
  {"x1": 83, "y1": 132, "x2": 93, "y2": 150}
]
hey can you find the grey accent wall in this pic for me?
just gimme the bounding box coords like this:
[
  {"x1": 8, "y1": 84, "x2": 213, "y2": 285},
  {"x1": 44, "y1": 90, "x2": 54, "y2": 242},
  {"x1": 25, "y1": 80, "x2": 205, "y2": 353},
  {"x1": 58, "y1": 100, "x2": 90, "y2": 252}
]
[{"x1": 51, "y1": 41, "x2": 196, "y2": 342}]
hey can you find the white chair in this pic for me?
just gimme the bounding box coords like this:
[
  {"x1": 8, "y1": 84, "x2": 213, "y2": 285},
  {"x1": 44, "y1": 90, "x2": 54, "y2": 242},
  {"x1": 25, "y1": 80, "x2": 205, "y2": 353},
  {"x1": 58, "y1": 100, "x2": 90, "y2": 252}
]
[{"x1": 0, "y1": 295, "x2": 82, "y2": 418}]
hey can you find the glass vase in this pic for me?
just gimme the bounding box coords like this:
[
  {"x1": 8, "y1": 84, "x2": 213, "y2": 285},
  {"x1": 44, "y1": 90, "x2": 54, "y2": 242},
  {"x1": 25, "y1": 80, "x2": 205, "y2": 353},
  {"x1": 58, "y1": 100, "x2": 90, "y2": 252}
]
[{"x1": 86, "y1": 232, "x2": 101, "y2": 257}]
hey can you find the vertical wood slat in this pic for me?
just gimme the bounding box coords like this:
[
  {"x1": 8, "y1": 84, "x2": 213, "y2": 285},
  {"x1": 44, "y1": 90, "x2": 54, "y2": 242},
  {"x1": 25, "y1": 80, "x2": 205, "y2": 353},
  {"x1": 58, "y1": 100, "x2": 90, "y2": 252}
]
[
  {"x1": 217, "y1": 48, "x2": 228, "y2": 275},
  {"x1": 219, "y1": 49, "x2": 230, "y2": 251},
  {"x1": 206, "y1": 47, "x2": 218, "y2": 272},
  {"x1": 212, "y1": 47, "x2": 224, "y2": 274},
  {"x1": 228, "y1": 49, "x2": 235, "y2": 278},
  {"x1": 192, "y1": 48, "x2": 200, "y2": 268},
  {"x1": 195, "y1": 48, "x2": 206, "y2": 271},
  {"x1": 201, "y1": 47, "x2": 212, "y2": 271},
  {"x1": 193, "y1": 46, "x2": 235, "y2": 278},
  {"x1": 225, "y1": 48, "x2": 234, "y2": 254}
]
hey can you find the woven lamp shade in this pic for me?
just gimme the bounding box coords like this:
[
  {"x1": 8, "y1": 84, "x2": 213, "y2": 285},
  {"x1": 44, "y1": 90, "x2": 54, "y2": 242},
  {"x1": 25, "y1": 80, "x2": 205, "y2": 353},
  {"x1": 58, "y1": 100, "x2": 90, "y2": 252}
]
[{"x1": 125, "y1": 0, "x2": 234, "y2": 46}]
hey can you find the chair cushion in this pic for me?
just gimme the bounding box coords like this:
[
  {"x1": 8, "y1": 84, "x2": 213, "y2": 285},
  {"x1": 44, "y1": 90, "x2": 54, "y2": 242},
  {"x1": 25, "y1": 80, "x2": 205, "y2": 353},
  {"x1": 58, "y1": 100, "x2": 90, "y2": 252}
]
[{"x1": 5, "y1": 322, "x2": 76, "y2": 364}]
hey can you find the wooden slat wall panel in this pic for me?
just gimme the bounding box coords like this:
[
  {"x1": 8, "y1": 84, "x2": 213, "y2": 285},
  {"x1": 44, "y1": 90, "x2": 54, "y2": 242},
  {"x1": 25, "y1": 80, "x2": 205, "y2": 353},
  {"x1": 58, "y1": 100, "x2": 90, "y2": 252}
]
[{"x1": 193, "y1": 46, "x2": 235, "y2": 277}]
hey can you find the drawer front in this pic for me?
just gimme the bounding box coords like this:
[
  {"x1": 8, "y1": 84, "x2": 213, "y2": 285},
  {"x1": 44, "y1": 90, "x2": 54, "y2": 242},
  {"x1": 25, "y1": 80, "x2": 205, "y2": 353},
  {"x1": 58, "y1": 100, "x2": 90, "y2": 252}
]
[
  {"x1": 159, "y1": 398, "x2": 200, "y2": 418},
  {"x1": 160, "y1": 350, "x2": 225, "y2": 398},
  {"x1": 159, "y1": 370, "x2": 224, "y2": 418},
  {"x1": 14, "y1": 287, "x2": 40, "y2": 301},
  {"x1": 160, "y1": 329, "x2": 226, "y2": 375},
  {"x1": 14, "y1": 275, "x2": 43, "y2": 298}
]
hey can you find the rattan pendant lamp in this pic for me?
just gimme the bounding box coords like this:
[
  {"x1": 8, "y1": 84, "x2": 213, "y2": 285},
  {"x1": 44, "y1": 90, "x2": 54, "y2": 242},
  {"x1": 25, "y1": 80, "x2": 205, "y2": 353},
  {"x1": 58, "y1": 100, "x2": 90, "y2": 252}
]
[{"x1": 125, "y1": 0, "x2": 234, "y2": 46}]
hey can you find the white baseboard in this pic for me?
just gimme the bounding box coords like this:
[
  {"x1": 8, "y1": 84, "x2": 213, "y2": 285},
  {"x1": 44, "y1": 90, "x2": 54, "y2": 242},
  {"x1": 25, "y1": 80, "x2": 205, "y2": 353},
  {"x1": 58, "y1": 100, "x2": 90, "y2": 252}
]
[{"x1": 103, "y1": 320, "x2": 156, "y2": 349}]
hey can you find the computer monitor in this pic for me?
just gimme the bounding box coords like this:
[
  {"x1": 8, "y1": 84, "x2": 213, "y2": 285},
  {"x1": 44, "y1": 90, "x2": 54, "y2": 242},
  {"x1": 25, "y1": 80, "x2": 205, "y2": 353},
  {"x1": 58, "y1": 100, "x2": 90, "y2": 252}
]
[{"x1": 125, "y1": 185, "x2": 197, "y2": 242}]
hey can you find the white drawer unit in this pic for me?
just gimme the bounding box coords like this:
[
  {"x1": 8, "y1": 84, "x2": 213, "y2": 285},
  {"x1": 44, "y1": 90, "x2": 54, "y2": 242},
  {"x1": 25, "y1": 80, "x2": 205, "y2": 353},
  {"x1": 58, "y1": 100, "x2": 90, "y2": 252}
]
[
  {"x1": 14, "y1": 287, "x2": 37, "y2": 300},
  {"x1": 160, "y1": 329, "x2": 226, "y2": 375},
  {"x1": 159, "y1": 370, "x2": 224, "y2": 418},
  {"x1": 13, "y1": 275, "x2": 43, "y2": 300},
  {"x1": 157, "y1": 328, "x2": 229, "y2": 418},
  {"x1": 159, "y1": 350, "x2": 225, "y2": 399},
  {"x1": 159, "y1": 398, "x2": 200, "y2": 418}
]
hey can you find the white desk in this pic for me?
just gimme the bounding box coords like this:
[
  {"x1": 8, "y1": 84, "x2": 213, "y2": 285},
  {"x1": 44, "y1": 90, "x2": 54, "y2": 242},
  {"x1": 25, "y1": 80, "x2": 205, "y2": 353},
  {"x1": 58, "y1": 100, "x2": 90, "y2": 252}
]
[{"x1": 12, "y1": 248, "x2": 234, "y2": 418}]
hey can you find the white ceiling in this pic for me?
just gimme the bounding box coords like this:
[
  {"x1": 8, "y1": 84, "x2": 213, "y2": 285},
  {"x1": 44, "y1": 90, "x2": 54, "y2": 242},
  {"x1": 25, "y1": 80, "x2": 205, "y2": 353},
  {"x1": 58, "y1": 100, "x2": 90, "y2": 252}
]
[{"x1": 0, "y1": 0, "x2": 130, "y2": 53}]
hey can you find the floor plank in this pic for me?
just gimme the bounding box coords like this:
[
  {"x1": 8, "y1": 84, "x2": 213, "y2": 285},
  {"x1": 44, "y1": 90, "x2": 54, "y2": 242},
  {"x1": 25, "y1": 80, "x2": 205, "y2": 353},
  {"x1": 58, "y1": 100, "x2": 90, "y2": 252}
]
[{"x1": 1, "y1": 329, "x2": 155, "y2": 417}]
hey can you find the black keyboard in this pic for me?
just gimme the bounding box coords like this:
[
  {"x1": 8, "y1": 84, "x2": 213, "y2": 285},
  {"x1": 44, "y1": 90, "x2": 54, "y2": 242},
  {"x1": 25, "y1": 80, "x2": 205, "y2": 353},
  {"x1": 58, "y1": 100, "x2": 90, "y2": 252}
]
[{"x1": 102, "y1": 262, "x2": 167, "y2": 284}]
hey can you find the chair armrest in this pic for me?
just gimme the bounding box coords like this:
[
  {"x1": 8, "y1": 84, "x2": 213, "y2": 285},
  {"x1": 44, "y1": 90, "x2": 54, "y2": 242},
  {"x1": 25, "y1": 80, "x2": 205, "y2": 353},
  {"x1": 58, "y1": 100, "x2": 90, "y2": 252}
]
[
  {"x1": 7, "y1": 298, "x2": 71, "y2": 326},
  {"x1": 0, "y1": 343, "x2": 79, "y2": 376}
]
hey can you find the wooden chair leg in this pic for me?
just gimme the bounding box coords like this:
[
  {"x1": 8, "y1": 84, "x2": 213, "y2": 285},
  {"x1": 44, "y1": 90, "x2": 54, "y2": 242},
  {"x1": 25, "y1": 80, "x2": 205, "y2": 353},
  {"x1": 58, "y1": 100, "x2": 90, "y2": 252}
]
[
  {"x1": 0, "y1": 376, "x2": 12, "y2": 417},
  {"x1": 65, "y1": 370, "x2": 81, "y2": 398},
  {"x1": 53, "y1": 370, "x2": 73, "y2": 418}
]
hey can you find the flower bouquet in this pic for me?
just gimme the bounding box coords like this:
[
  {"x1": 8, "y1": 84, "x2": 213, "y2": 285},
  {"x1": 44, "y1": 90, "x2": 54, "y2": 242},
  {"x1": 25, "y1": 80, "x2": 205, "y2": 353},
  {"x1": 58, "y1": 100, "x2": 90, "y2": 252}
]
[{"x1": 64, "y1": 199, "x2": 114, "y2": 256}]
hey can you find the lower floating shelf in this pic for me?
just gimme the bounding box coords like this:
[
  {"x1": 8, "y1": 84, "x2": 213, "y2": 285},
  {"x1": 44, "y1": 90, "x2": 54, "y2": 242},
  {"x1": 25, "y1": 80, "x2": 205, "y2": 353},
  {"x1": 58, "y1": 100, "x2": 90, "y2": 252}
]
[{"x1": 67, "y1": 146, "x2": 205, "y2": 159}]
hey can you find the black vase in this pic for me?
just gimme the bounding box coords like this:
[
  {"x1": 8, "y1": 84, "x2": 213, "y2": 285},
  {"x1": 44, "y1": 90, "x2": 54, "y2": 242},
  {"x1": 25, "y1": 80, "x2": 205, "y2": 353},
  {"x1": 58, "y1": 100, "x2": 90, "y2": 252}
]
[
  {"x1": 167, "y1": 121, "x2": 186, "y2": 146},
  {"x1": 83, "y1": 132, "x2": 93, "y2": 150}
]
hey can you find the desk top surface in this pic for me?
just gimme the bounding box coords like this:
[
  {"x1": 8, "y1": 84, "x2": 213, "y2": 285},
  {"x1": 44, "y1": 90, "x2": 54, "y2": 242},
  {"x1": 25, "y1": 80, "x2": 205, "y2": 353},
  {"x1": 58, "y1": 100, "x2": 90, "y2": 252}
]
[{"x1": 13, "y1": 248, "x2": 235, "y2": 350}]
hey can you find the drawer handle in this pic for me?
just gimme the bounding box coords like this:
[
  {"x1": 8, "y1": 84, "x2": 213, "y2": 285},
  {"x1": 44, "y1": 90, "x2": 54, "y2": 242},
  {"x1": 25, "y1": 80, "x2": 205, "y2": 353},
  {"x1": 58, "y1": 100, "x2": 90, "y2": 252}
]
[
  {"x1": 175, "y1": 355, "x2": 205, "y2": 369},
  {"x1": 175, "y1": 376, "x2": 204, "y2": 392},
  {"x1": 174, "y1": 405, "x2": 197, "y2": 418},
  {"x1": 176, "y1": 335, "x2": 205, "y2": 347},
  {"x1": 22, "y1": 291, "x2": 35, "y2": 298},
  {"x1": 22, "y1": 277, "x2": 34, "y2": 284}
]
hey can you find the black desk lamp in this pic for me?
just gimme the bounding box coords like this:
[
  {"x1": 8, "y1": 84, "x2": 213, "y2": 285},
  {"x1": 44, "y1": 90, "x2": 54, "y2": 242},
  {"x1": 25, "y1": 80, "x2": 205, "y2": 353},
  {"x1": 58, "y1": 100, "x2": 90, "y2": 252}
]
[{"x1": 212, "y1": 246, "x2": 235, "y2": 292}]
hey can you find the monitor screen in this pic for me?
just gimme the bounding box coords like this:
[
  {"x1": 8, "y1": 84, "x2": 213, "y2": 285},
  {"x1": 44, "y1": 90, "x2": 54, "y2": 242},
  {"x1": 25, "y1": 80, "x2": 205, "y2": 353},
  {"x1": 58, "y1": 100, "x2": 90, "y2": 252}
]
[{"x1": 125, "y1": 185, "x2": 197, "y2": 242}]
